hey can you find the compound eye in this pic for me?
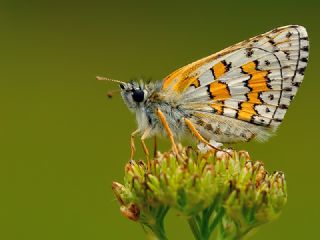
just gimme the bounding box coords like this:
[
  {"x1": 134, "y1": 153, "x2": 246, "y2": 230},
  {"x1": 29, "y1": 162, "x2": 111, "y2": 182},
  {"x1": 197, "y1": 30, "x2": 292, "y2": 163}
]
[
  {"x1": 132, "y1": 89, "x2": 144, "y2": 102},
  {"x1": 120, "y1": 84, "x2": 125, "y2": 89}
]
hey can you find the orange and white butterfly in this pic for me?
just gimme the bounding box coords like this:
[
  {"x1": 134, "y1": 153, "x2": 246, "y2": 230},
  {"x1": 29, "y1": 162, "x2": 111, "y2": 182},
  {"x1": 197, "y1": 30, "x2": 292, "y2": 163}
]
[{"x1": 98, "y1": 25, "x2": 309, "y2": 158}]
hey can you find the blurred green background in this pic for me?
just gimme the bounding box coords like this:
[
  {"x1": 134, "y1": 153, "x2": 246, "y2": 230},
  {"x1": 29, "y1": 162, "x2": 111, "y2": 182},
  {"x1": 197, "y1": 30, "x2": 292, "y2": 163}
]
[{"x1": 1, "y1": 0, "x2": 319, "y2": 239}]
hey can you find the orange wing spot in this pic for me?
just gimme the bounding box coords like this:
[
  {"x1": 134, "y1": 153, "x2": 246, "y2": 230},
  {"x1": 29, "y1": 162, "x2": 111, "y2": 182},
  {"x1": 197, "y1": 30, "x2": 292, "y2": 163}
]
[
  {"x1": 191, "y1": 78, "x2": 200, "y2": 88},
  {"x1": 242, "y1": 61, "x2": 270, "y2": 93},
  {"x1": 236, "y1": 61, "x2": 270, "y2": 123},
  {"x1": 212, "y1": 61, "x2": 227, "y2": 79},
  {"x1": 211, "y1": 103, "x2": 223, "y2": 114},
  {"x1": 238, "y1": 110, "x2": 254, "y2": 122},
  {"x1": 242, "y1": 61, "x2": 257, "y2": 73},
  {"x1": 248, "y1": 71, "x2": 269, "y2": 92},
  {"x1": 173, "y1": 76, "x2": 198, "y2": 92},
  {"x1": 247, "y1": 92, "x2": 262, "y2": 104},
  {"x1": 238, "y1": 102, "x2": 256, "y2": 122},
  {"x1": 209, "y1": 81, "x2": 231, "y2": 100},
  {"x1": 240, "y1": 102, "x2": 256, "y2": 114}
]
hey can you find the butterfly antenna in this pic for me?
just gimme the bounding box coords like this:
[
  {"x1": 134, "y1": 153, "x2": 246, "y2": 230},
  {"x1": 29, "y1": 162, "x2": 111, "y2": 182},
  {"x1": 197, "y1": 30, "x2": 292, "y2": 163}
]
[{"x1": 96, "y1": 76, "x2": 127, "y2": 85}]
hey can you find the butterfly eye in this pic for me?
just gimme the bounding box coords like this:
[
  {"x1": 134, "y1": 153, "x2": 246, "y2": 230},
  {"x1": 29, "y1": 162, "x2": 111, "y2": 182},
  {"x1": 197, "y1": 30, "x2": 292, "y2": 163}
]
[
  {"x1": 132, "y1": 89, "x2": 144, "y2": 102},
  {"x1": 120, "y1": 84, "x2": 125, "y2": 89}
]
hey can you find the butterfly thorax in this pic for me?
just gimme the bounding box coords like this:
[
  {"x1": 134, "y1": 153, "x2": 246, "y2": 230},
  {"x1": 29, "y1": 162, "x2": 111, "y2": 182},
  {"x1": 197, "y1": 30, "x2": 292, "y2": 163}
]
[{"x1": 145, "y1": 92, "x2": 188, "y2": 138}]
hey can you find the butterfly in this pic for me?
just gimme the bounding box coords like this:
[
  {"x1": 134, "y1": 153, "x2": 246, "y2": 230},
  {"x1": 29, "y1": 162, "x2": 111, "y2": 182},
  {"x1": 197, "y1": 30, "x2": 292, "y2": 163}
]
[{"x1": 97, "y1": 25, "x2": 309, "y2": 159}]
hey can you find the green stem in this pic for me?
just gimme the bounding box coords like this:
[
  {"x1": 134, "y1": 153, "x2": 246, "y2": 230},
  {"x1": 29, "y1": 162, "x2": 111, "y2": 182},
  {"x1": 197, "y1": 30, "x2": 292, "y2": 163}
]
[
  {"x1": 188, "y1": 198, "x2": 225, "y2": 240},
  {"x1": 143, "y1": 220, "x2": 168, "y2": 240},
  {"x1": 188, "y1": 209, "x2": 222, "y2": 240},
  {"x1": 148, "y1": 225, "x2": 168, "y2": 240},
  {"x1": 158, "y1": 206, "x2": 170, "y2": 221},
  {"x1": 200, "y1": 209, "x2": 210, "y2": 239},
  {"x1": 188, "y1": 217, "x2": 201, "y2": 240},
  {"x1": 235, "y1": 224, "x2": 261, "y2": 240},
  {"x1": 141, "y1": 206, "x2": 170, "y2": 240},
  {"x1": 216, "y1": 221, "x2": 227, "y2": 240},
  {"x1": 209, "y1": 208, "x2": 225, "y2": 233}
]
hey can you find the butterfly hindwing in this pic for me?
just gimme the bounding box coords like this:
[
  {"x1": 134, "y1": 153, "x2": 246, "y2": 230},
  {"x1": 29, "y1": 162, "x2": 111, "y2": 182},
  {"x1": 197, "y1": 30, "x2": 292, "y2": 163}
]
[{"x1": 163, "y1": 25, "x2": 308, "y2": 137}]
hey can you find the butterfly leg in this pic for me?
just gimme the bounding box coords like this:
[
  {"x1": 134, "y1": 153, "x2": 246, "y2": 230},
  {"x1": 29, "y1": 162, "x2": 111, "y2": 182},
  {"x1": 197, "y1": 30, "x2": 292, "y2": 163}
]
[
  {"x1": 130, "y1": 129, "x2": 141, "y2": 160},
  {"x1": 141, "y1": 128, "x2": 151, "y2": 168},
  {"x1": 153, "y1": 136, "x2": 158, "y2": 158},
  {"x1": 156, "y1": 108, "x2": 179, "y2": 156},
  {"x1": 184, "y1": 118, "x2": 230, "y2": 155}
]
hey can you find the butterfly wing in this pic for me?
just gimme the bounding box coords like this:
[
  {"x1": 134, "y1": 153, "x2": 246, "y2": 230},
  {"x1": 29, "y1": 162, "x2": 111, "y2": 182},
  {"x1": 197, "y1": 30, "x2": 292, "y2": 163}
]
[{"x1": 162, "y1": 25, "x2": 309, "y2": 142}]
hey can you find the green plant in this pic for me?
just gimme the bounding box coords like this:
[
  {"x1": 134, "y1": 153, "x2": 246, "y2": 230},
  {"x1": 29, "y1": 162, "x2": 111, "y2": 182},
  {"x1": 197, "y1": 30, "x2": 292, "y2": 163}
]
[{"x1": 112, "y1": 145, "x2": 287, "y2": 240}]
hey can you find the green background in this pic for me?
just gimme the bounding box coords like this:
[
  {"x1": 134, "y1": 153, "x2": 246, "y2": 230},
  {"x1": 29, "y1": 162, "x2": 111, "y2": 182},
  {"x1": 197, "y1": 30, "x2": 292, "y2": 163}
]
[{"x1": 1, "y1": 0, "x2": 319, "y2": 239}]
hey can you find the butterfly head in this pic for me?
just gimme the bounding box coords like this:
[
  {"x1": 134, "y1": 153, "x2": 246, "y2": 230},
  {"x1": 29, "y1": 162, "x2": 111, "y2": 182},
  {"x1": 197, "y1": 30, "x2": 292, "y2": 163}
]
[
  {"x1": 97, "y1": 76, "x2": 152, "y2": 111},
  {"x1": 118, "y1": 80, "x2": 160, "y2": 133},
  {"x1": 120, "y1": 81, "x2": 148, "y2": 111}
]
